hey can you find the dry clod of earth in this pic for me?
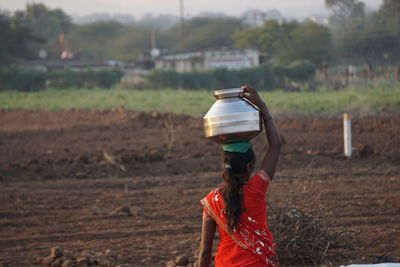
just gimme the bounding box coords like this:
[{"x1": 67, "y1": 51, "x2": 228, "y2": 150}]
[
  {"x1": 51, "y1": 247, "x2": 64, "y2": 258},
  {"x1": 165, "y1": 260, "x2": 176, "y2": 267},
  {"x1": 51, "y1": 258, "x2": 65, "y2": 267},
  {"x1": 75, "y1": 153, "x2": 90, "y2": 164},
  {"x1": 93, "y1": 206, "x2": 104, "y2": 216},
  {"x1": 88, "y1": 258, "x2": 99, "y2": 265},
  {"x1": 373, "y1": 255, "x2": 397, "y2": 263},
  {"x1": 175, "y1": 255, "x2": 189, "y2": 266},
  {"x1": 355, "y1": 143, "x2": 374, "y2": 158},
  {"x1": 80, "y1": 250, "x2": 92, "y2": 257},
  {"x1": 96, "y1": 258, "x2": 116, "y2": 266},
  {"x1": 61, "y1": 260, "x2": 73, "y2": 267},
  {"x1": 41, "y1": 255, "x2": 56, "y2": 266},
  {"x1": 36, "y1": 247, "x2": 121, "y2": 267},
  {"x1": 76, "y1": 256, "x2": 88, "y2": 265},
  {"x1": 104, "y1": 249, "x2": 117, "y2": 260},
  {"x1": 141, "y1": 257, "x2": 152, "y2": 263}
]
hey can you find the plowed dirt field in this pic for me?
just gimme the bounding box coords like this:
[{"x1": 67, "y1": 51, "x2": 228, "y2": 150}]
[{"x1": 0, "y1": 109, "x2": 399, "y2": 266}]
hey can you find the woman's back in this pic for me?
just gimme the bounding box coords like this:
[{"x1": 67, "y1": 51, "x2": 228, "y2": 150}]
[{"x1": 210, "y1": 171, "x2": 273, "y2": 267}]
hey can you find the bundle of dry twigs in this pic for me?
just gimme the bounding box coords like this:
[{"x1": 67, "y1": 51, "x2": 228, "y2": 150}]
[{"x1": 269, "y1": 205, "x2": 353, "y2": 266}]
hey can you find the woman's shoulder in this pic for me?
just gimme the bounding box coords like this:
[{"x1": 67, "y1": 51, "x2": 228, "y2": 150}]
[
  {"x1": 245, "y1": 170, "x2": 272, "y2": 193},
  {"x1": 253, "y1": 170, "x2": 272, "y2": 183},
  {"x1": 203, "y1": 186, "x2": 223, "y2": 198}
]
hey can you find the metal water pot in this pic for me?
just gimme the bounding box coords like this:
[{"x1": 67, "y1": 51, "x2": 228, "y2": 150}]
[{"x1": 203, "y1": 88, "x2": 262, "y2": 144}]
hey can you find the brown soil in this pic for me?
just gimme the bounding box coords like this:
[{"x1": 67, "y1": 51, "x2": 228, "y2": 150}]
[{"x1": 0, "y1": 109, "x2": 399, "y2": 266}]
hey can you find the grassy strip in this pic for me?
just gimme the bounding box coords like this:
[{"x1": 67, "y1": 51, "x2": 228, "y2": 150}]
[{"x1": 0, "y1": 84, "x2": 399, "y2": 117}]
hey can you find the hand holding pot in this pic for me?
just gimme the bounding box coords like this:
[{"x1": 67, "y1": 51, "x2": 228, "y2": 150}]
[
  {"x1": 240, "y1": 85, "x2": 266, "y2": 109},
  {"x1": 241, "y1": 85, "x2": 272, "y2": 121}
]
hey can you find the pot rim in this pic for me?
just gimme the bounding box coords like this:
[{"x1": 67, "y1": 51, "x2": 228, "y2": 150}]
[{"x1": 213, "y1": 88, "x2": 244, "y2": 99}]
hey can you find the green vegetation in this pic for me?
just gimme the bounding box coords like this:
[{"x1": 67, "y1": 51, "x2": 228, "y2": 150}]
[
  {"x1": 1, "y1": 84, "x2": 399, "y2": 117},
  {"x1": 0, "y1": 4, "x2": 245, "y2": 62},
  {"x1": 2, "y1": 1, "x2": 399, "y2": 67},
  {"x1": 0, "y1": 3, "x2": 73, "y2": 64},
  {"x1": 168, "y1": 17, "x2": 244, "y2": 51},
  {"x1": 0, "y1": 62, "x2": 314, "y2": 91},
  {"x1": 0, "y1": 67, "x2": 123, "y2": 91},
  {"x1": 0, "y1": 66, "x2": 47, "y2": 91},
  {"x1": 233, "y1": 20, "x2": 333, "y2": 66},
  {"x1": 147, "y1": 62, "x2": 316, "y2": 90},
  {"x1": 326, "y1": 0, "x2": 400, "y2": 66}
]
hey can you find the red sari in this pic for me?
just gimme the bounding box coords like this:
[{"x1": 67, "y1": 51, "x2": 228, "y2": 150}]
[{"x1": 200, "y1": 170, "x2": 278, "y2": 267}]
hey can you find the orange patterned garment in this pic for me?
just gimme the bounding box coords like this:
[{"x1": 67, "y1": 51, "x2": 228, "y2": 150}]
[{"x1": 201, "y1": 171, "x2": 278, "y2": 267}]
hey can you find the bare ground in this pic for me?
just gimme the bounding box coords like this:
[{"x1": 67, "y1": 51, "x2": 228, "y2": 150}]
[{"x1": 0, "y1": 109, "x2": 399, "y2": 266}]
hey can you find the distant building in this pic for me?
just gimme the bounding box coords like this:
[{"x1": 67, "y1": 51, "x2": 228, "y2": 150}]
[
  {"x1": 242, "y1": 9, "x2": 284, "y2": 27},
  {"x1": 155, "y1": 48, "x2": 260, "y2": 72},
  {"x1": 306, "y1": 15, "x2": 329, "y2": 26},
  {"x1": 19, "y1": 59, "x2": 109, "y2": 72}
]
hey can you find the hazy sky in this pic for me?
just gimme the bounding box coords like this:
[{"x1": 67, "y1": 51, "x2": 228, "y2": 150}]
[{"x1": 1, "y1": 0, "x2": 383, "y2": 18}]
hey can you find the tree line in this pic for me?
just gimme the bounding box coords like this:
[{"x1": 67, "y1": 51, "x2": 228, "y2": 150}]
[{"x1": 1, "y1": 1, "x2": 399, "y2": 69}]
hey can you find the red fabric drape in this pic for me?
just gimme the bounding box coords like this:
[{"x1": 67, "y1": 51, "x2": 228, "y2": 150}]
[{"x1": 201, "y1": 171, "x2": 278, "y2": 267}]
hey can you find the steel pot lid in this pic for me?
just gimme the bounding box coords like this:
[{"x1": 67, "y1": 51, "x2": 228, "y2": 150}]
[{"x1": 213, "y1": 88, "x2": 244, "y2": 100}]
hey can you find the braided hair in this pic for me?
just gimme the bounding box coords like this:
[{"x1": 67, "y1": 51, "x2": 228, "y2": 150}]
[{"x1": 222, "y1": 149, "x2": 255, "y2": 231}]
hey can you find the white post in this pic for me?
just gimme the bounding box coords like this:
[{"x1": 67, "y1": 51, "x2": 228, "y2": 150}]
[{"x1": 343, "y1": 113, "x2": 352, "y2": 157}]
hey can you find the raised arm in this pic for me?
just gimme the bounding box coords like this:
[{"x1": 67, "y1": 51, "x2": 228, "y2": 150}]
[{"x1": 241, "y1": 85, "x2": 283, "y2": 179}]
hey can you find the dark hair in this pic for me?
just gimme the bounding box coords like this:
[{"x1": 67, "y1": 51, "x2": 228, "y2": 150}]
[{"x1": 222, "y1": 149, "x2": 255, "y2": 231}]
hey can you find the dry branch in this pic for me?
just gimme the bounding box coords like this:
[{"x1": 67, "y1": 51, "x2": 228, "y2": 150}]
[
  {"x1": 102, "y1": 151, "x2": 126, "y2": 172},
  {"x1": 269, "y1": 205, "x2": 354, "y2": 265}
]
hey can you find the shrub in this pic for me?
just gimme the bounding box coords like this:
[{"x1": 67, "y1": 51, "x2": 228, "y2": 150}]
[
  {"x1": 272, "y1": 65, "x2": 290, "y2": 88},
  {"x1": 147, "y1": 63, "x2": 317, "y2": 90},
  {"x1": 147, "y1": 70, "x2": 180, "y2": 89},
  {"x1": 147, "y1": 65, "x2": 277, "y2": 90},
  {"x1": 0, "y1": 66, "x2": 47, "y2": 91},
  {"x1": 288, "y1": 60, "x2": 316, "y2": 82},
  {"x1": 0, "y1": 66, "x2": 123, "y2": 91},
  {"x1": 97, "y1": 69, "x2": 123, "y2": 88},
  {"x1": 48, "y1": 68, "x2": 123, "y2": 89}
]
